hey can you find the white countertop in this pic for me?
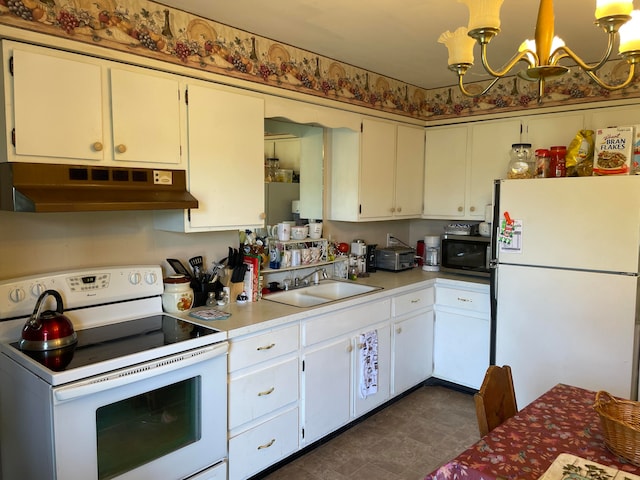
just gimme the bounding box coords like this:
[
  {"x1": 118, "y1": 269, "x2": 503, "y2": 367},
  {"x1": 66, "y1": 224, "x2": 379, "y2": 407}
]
[{"x1": 178, "y1": 269, "x2": 489, "y2": 339}]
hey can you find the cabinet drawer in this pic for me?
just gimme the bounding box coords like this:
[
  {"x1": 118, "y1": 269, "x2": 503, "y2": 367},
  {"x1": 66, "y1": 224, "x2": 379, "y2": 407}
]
[
  {"x1": 392, "y1": 287, "x2": 434, "y2": 317},
  {"x1": 229, "y1": 357, "x2": 299, "y2": 429},
  {"x1": 436, "y1": 286, "x2": 489, "y2": 313},
  {"x1": 229, "y1": 408, "x2": 299, "y2": 480},
  {"x1": 303, "y1": 299, "x2": 391, "y2": 346},
  {"x1": 229, "y1": 324, "x2": 299, "y2": 372}
]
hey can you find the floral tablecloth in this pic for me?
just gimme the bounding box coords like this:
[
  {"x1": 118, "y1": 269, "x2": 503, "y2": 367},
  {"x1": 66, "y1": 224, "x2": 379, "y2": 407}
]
[{"x1": 425, "y1": 384, "x2": 640, "y2": 480}]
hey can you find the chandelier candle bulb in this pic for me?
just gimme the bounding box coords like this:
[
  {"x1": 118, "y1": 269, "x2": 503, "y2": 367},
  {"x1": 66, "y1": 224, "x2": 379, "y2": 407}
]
[
  {"x1": 619, "y1": 11, "x2": 640, "y2": 53},
  {"x1": 459, "y1": 0, "x2": 504, "y2": 32},
  {"x1": 438, "y1": 27, "x2": 476, "y2": 66},
  {"x1": 595, "y1": 0, "x2": 633, "y2": 19}
]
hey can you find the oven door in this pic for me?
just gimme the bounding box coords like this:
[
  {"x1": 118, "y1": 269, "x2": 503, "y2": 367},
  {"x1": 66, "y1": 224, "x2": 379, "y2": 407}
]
[{"x1": 51, "y1": 342, "x2": 228, "y2": 480}]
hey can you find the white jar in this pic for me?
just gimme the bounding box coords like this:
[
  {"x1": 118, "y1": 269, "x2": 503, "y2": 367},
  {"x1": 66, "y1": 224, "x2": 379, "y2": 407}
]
[{"x1": 162, "y1": 275, "x2": 194, "y2": 313}]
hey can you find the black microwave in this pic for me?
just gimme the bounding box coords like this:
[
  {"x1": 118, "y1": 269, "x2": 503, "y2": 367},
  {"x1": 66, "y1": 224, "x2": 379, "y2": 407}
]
[{"x1": 440, "y1": 234, "x2": 491, "y2": 277}]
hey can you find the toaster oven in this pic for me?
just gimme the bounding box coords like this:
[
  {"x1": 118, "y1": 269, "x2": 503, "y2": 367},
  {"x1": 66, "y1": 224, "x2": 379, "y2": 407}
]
[{"x1": 375, "y1": 246, "x2": 415, "y2": 271}]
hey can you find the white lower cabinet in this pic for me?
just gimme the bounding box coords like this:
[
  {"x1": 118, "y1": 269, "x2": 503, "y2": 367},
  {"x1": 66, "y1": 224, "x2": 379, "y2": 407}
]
[
  {"x1": 391, "y1": 287, "x2": 435, "y2": 394},
  {"x1": 228, "y1": 324, "x2": 299, "y2": 480},
  {"x1": 229, "y1": 408, "x2": 299, "y2": 480},
  {"x1": 433, "y1": 284, "x2": 490, "y2": 390},
  {"x1": 302, "y1": 299, "x2": 391, "y2": 445}
]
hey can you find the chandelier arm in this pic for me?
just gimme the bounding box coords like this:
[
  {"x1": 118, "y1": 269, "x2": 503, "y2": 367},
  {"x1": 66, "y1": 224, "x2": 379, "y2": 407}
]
[
  {"x1": 552, "y1": 37, "x2": 615, "y2": 72},
  {"x1": 582, "y1": 62, "x2": 636, "y2": 90},
  {"x1": 457, "y1": 75, "x2": 501, "y2": 97},
  {"x1": 479, "y1": 43, "x2": 536, "y2": 78}
]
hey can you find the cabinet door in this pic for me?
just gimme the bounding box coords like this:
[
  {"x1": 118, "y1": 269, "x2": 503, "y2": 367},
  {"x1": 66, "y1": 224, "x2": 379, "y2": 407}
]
[
  {"x1": 110, "y1": 68, "x2": 181, "y2": 165},
  {"x1": 11, "y1": 45, "x2": 103, "y2": 162},
  {"x1": 424, "y1": 125, "x2": 468, "y2": 218},
  {"x1": 353, "y1": 324, "x2": 391, "y2": 417},
  {"x1": 395, "y1": 124, "x2": 425, "y2": 217},
  {"x1": 359, "y1": 118, "x2": 396, "y2": 218},
  {"x1": 468, "y1": 119, "x2": 522, "y2": 219},
  {"x1": 433, "y1": 309, "x2": 490, "y2": 390},
  {"x1": 587, "y1": 105, "x2": 640, "y2": 129},
  {"x1": 186, "y1": 84, "x2": 264, "y2": 230},
  {"x1": 522, "y1": 113, "x2": 585, "y2": 150},
  {"x1": 393, "y1": 308, "x2": 434, "y2": 394},
  {"x1": 302, "y1": 337, "x2": 351, "y2": 444}
]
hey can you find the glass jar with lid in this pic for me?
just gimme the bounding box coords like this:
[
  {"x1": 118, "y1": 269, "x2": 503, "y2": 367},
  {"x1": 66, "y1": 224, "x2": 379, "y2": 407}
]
[{"x1": 507, "y1": 143, "x2": 533, "y2": 179}]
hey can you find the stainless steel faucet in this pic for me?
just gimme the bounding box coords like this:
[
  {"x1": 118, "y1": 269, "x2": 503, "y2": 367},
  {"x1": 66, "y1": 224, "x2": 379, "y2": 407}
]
[{"x1": 297, "y1": 267, "x2": 329, "y2": 286}]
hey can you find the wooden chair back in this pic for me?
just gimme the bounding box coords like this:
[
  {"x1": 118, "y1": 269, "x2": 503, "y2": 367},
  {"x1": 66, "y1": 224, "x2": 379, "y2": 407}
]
[{"x1": 474, "y1": 365, "x2": 518, "y2": 437}]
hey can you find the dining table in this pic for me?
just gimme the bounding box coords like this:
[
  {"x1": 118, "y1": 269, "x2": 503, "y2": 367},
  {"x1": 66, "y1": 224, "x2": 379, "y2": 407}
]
[{"x1": 425, "y1": 383, "x2": 640, "y2": 480}]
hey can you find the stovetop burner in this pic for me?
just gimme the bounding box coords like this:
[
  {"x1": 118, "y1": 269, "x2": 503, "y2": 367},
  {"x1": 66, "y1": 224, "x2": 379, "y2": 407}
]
[{"x1": 10, "y1": 315, "x2": 220, "y2": 372}]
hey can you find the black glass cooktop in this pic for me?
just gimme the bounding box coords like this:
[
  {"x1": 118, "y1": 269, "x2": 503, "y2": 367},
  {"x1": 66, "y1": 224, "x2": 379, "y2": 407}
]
[{"x1": 10, "y1": 315, "x2": 219, "y2": 372}]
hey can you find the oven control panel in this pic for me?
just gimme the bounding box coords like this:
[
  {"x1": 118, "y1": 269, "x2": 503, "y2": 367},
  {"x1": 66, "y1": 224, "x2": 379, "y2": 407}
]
[{"x1": 0, "y1": 265, "x2": 163, "y2": 320}]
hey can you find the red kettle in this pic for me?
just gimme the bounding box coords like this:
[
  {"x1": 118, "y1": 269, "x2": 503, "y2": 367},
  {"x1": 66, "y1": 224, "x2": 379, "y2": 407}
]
[{"x1": 19, "y1": 290, "x2": 77, "y2": 351}]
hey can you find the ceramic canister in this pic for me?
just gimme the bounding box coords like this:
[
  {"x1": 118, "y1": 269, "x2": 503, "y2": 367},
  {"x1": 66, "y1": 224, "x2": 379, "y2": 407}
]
[{"x1": 162, "y1": 275, "x2": 194, "y2": 313}]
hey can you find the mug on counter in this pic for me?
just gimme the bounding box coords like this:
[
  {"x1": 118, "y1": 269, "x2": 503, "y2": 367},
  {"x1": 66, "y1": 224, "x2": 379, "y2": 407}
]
[
  {"x1": 277, "y1": 222, "x2": 291, "y2": 241},
  {"x1": 301, "y1": 248, "x2": 312, "y2": 265}
]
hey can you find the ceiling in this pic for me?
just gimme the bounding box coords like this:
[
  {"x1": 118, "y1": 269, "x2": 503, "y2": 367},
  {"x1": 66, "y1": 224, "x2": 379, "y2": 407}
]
[{"x1": 157, "y1": 0, "x2": 623, "y2": 90}]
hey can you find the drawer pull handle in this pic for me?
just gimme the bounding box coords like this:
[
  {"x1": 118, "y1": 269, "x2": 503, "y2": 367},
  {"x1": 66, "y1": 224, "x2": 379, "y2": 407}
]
[
  {"x1": 257, "y1": 438, "x2": 276, "y2": 450},
  {"x1": 258, "y1": 387, "x2": 275, "y2": 396},
  {"x1": 396, "y1": 327, "x2": 402, "y2": 334},
  {"x1": 457, "y1": 297, "x2": 472, "y2": 303},
  {"x1": 411, "y1": 298, "x2": 421, "y2": 303},
  {"x1": 257, "y1": 343, "x2": 275, "y2": 351}
]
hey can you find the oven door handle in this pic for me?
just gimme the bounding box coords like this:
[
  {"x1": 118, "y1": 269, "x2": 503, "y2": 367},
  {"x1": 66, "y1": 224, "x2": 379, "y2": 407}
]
[{"x1": 53, "y1": 342, "x2": 228, "y2": 402}]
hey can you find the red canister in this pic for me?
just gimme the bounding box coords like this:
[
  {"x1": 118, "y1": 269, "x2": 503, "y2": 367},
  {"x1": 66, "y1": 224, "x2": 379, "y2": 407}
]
[{"x1": 548, "y1": 146, "x2": 567, "y2": 178}]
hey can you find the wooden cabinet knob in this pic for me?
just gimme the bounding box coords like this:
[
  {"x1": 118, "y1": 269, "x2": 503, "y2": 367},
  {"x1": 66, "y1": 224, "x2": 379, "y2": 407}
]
[
  {"x1": 397, "y1": 206, "x2": 402, "y2": 213},
  {"x1": 470, "y1": 206, "x2": 476, "y2": 212},
  {"x1": 92, "y1": 142, "x2": 103, "y2": 152},
  {"x1": 458, "y1": 206, "x2": 463, "y2": 212},
  {"x1": 116, "y1": 144, "x2": 127, "y2": 154},
  {"x1": 396, "y1": 327, "x2": 402, "y2": 334}
]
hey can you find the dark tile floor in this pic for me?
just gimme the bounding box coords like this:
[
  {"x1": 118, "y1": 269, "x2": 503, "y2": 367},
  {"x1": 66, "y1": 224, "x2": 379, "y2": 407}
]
[{"x1": 261, "y1": 385, "x2": 480, "y2": 480}]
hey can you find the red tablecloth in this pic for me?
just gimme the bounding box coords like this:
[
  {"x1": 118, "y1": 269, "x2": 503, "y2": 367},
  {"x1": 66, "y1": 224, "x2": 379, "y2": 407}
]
[{"x1": 425, "y1": 383, "x2": 640, "y2": 480}]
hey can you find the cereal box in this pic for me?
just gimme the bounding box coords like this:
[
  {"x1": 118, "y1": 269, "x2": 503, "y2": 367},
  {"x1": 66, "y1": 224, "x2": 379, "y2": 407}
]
[{"x1": 593, "y1": 126, "x2": 634, "y2": 176}]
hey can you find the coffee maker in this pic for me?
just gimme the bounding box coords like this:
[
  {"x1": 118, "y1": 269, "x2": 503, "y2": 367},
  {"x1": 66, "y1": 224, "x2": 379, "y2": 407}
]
[
  {"x1": 422, "y1": 235, "x2": 440, "y2": 272},
  {"x1": 366, "y1": 244, "x2": 377, "y2": 273}
]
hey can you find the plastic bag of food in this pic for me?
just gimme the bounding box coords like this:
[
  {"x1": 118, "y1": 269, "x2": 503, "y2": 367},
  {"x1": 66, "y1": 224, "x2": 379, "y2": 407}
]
[{"x1": 566, "y1": 129, "x2": 594, "y2": 176}]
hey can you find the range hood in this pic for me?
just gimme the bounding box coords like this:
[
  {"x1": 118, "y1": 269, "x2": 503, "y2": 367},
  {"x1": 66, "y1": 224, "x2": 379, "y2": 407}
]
[{"x1": 0, "y1": 163, "x2": 199, "y2": 213}]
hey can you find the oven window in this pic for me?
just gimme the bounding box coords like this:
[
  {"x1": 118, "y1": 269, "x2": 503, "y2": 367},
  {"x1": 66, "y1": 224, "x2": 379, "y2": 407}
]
[{"x1": 96, "y1": 377, "x2": 201, "y2": 479}]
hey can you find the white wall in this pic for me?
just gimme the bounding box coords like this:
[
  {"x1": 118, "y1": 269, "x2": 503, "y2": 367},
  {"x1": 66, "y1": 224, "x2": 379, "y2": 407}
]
[{"x1": 0, "y1": 211, "x2": 239, "y2": 280}]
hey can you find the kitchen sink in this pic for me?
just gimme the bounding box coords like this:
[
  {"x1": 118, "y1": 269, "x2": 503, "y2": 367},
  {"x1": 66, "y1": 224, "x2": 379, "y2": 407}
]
[{"x1": 264, "y1": 280, "x2": 382, "y2": 307}]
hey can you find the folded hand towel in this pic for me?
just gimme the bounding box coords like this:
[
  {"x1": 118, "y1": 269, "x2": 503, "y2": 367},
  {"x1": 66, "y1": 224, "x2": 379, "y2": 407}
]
[{"x1": 359, "y1": 330, "x2": 378, "y2": 399}]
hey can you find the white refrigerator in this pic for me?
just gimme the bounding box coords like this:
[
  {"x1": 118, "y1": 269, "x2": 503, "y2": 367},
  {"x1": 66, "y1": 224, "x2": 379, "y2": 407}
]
[{"x1": 491, "y1": 176, "x2": 640, "y2": 408}]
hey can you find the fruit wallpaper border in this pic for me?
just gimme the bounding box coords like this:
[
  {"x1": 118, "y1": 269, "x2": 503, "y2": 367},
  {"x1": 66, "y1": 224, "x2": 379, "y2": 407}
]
[{"x1": 1, "y1": 0, "x2": 639, "y2": 121}]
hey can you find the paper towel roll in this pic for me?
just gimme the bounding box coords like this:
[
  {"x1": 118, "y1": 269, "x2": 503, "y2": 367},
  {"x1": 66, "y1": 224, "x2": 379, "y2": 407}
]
[{"x1": 484, "y1": 204, "x2": 493, "y2": 223}]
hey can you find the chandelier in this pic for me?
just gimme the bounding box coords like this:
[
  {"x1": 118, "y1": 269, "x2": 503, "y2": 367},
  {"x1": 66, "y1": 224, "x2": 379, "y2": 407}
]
[{"x1": 438, "y1": 0, "x2": 640, "y2": 103}]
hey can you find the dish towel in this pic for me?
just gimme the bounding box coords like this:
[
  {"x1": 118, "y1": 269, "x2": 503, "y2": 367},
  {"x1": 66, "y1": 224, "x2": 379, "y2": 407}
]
[{"x1": 359, "y1": 330, "x2": 378, "y2": 399}]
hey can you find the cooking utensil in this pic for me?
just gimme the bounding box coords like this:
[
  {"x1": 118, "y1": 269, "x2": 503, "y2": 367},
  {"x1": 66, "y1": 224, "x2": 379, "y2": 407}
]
[
  {"x1": 189, "y1": 256, "x2": 204, "y2": 277},
  {"x1": 166, "y1": 258, "x2": 191, "y2": 278},
  {"x1": 20, "y1": 290, "x2": 77, "y2": 352}
]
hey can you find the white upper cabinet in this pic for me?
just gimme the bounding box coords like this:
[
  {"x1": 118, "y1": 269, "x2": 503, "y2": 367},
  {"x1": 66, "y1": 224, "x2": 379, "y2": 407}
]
[
  {"x1": 8, "y1": 43, "x2": 104, "y2": 162},
  {"x1": 329, "y1": 117, "x2": 425, "y2": 221},
  {"x1": 423, "y1": 124, "x2": 470, "y2": 219},
  {"x1": 109, "y1": 68, "x2": 182, "y2": 165},
  {"x1": 155, "y1": 82, "x2": 265, "y2": 232},
  {"x1": 424, "y1": 112, "x2": 586, "y2": 220},
  {"x1": 3, "y1": 40, "x2": 183, "y2": 168}
]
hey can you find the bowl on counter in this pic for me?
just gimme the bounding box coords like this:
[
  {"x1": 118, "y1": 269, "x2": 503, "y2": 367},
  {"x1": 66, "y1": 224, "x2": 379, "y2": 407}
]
[{"x1": 291, "y1": 225, "x2": 308, "y2": 240}]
